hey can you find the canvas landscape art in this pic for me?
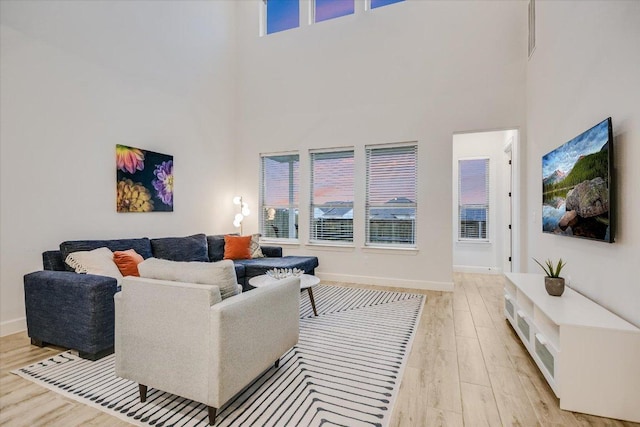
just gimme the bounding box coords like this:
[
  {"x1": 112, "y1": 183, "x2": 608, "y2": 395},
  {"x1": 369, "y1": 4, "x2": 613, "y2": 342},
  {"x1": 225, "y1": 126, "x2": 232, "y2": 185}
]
[
  {"x1": 542, "y1": 118, "x2": 613, "y2": 242},
  {"x1": 116, "y1": 145, "x2": 173, "y2": 212}
]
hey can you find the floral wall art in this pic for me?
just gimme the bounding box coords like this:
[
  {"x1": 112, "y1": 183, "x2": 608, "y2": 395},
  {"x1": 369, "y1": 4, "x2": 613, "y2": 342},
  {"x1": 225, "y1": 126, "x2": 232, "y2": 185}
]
[{"x1": 116, "y1": 145, "x2": 174, "y2": 212}]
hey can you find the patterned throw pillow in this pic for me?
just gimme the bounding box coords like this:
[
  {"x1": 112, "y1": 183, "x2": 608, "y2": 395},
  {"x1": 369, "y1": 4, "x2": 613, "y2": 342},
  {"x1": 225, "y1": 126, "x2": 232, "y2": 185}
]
[
  {"x1": 249, "y1": 234, "x2": 265, "y2": 258},
  {"x1": 65, "y1": 247, "x2": 124, "y2": 280}
]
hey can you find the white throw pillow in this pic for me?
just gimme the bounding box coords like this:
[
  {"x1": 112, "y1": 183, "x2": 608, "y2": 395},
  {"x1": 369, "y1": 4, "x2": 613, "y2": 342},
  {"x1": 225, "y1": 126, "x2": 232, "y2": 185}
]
[
  {"x1": 138, "y1": 258, "x2": 240, "y2": 300},
  {"x1": 65, "y1": 247, "x2": 124, "y2": 281}
]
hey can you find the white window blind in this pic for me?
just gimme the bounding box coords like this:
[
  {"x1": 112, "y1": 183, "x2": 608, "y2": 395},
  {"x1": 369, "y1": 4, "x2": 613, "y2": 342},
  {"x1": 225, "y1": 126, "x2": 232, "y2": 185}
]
[
  {"x1": 458, "y1": 158, "x2": 489, "y2": 240},
  {"x1": 365, "y1": 144, "x2": 417, "y2": 246},
  {"x1": 260, "y1": 154, "x2": 299, "y2": 239},
  {"x1": 310, "y1": 150, "x2": 354, "y2": 243}
]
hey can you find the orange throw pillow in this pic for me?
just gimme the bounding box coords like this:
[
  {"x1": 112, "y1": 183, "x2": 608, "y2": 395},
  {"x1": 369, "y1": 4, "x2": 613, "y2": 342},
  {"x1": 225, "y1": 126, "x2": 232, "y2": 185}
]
[
  {"x1": 113, "y1": 249, "x2": 144, "y2": 277},
  {"x1": 223, "y1": 235, "x2": 252, "y2": 260}
]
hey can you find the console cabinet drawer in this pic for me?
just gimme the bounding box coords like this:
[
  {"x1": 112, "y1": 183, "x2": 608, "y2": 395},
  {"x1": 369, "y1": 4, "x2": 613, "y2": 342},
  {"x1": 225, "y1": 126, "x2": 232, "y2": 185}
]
[
  {"x1": 517, "y1": 310, "x2": 531, "y2": 343},
  {"x1": 504, "y1": 294, "x2": 515, "y2": 321},
  {"x1": 535, "y1": 333, "x2": 557, "y2": 379}
]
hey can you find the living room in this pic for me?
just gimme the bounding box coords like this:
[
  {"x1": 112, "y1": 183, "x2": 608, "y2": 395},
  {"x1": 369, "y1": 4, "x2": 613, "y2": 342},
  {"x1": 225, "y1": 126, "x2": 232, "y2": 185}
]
[{"x1": 1, "y1": 1, "x2": 639, "y2": 426}]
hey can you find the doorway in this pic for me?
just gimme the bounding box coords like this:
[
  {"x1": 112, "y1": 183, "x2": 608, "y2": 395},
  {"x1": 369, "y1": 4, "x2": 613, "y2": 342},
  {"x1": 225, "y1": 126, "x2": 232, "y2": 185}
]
[{"x1": 452, "y1": 129, "x2": 519, "y2": 274}]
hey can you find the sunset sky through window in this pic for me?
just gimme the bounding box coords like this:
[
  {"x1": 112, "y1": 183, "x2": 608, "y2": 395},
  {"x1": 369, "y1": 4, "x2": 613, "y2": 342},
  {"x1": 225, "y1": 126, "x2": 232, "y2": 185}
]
[
  {"x1": 371, "y1": 0, "x2": 404, "y2": 10},
  {"x1": 266, "y1": 0, "x2": 299, "y2": 34},
  {"x1": 262, "y1": 155, "x2": 299, "y2": 206},
  {"x1": 312, "y1": 153, "x2": 354, "y2": 204},
  {"x1": 266, "y1": 0, "x2": 405, "y2": 35},
  {"x1": 459, "y1": 159, "x2": 488, "y2": 205},
  {"x1": 315, "y1": 0, "x2": 354, "y2": 22},
  {"x1": 264, "y1": 154, "x2": 416, "y2": 207}
]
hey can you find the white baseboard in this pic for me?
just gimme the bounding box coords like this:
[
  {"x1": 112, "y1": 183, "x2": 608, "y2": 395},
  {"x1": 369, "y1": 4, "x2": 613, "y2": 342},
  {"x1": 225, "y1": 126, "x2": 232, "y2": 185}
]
[
  {"x1": 0, "y1": 317, "x2": 27, "y2": 337},
  {"x1": 316, "y1": 272, "x2": 454, "y2": 292},
  {"x1": 453, "y1": 265, "x2": 503, "y2": 274}
]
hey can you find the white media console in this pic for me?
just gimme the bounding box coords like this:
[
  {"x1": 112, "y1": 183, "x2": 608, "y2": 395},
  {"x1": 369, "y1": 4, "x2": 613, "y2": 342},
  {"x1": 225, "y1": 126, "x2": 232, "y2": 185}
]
[{"x1": 504, "y1": 273, "x2": 640, "y2": 422}]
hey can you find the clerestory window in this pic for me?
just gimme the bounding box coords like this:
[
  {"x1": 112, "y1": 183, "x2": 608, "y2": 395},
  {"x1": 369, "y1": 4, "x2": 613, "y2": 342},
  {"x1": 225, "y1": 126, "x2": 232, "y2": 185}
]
[
  {"x1": 370, "y1": 0, "x2": 404, "y2": 10},
  {"x1": 265, "y1": 0, "x2": 300, "y2": 35},
  {"x1": 314, "y1": 0, "x2": 355, "y2": 23}
]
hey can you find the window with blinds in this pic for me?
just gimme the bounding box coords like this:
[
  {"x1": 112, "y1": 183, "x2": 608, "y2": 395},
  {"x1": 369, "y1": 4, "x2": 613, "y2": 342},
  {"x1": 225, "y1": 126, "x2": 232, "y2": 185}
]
[
  {"x1": 365, "y1": 144, "x2": 417, "y2": 246},
  {"x1": 260, "y1": 154, "x2": 299, "y2": 240},
  {"x1": 458, "y1": 158, "x2": 489, "y2": 240},
  {"x1": 310, "y1": 150, "x2": 354, "y2": 243}
]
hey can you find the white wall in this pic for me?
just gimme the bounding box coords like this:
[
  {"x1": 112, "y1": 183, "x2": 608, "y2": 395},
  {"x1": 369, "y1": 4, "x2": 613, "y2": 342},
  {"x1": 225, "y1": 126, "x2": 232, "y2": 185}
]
[
  {"x1": 526, "y1": 1, "x2": 640, "y2": 326},
  {"x1": 0, "y1": 1, "x2": 237, "y2": 335},
  {"x1": 234, "y1": 1, "x2": 527, "y2": 290},
  {"x1": 0, "y1": 0, "x2": 533, "y2": 334},
  {"x1": 452, "y1": 130, "x2": 511, "y2": 274}
]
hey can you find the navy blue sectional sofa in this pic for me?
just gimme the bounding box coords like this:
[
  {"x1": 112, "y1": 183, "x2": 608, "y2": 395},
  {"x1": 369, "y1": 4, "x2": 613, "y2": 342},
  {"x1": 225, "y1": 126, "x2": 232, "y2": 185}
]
[{"x1": 23, "y1": 233, "x2": 318, "y2": 360}]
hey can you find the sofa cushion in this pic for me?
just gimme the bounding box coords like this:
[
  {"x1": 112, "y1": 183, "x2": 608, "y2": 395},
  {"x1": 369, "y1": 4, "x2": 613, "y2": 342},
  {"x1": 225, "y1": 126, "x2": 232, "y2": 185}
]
[
  {"x1": 259, "y1": 246, "x2": 283, "y2": 258},
  {"x1": 60, "y1": 238, "x2": 153, "y2": 271},
  {"x1": 65, "y1": 247, "x2": 124, "y2": 281},
  {"x1": 150, "y1": 234, "x2": 208, "y2": 262},
  {"x1": 206, "y1": 235, "x2": 226, "y2": 262},
  {"x1": 138, "y1": 258, "x2": 240, "y2": 300},
  {"x1": 234, "y1": 263, "x2": 245, "y2": 280},
  {"x1": 43, "y1": 251, "x2": 66, "y2": 271}
]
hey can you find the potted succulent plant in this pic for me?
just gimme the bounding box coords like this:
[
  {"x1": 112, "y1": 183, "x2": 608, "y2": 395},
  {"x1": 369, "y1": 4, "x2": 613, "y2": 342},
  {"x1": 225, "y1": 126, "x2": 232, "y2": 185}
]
[{"x1": 533, "y1": 258, "x2": 567, "y2": 296}]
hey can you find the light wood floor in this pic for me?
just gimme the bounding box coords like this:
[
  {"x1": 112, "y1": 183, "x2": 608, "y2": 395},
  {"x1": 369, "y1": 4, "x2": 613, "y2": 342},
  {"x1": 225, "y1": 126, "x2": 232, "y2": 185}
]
[{"x1": 1, "y1": 273, "x2": 638, "y2": 426}]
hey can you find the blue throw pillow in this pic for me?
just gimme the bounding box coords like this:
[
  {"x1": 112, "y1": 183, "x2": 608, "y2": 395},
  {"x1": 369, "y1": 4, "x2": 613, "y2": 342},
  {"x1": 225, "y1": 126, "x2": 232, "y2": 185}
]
[{"x1": 206, "y1": 235, "x2": 226, "y2": 262}]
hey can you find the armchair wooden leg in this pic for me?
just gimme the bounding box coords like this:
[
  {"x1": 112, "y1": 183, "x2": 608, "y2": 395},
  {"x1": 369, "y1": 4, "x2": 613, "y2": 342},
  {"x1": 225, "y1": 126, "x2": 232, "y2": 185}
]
[
  {"x1": 139, "y1": 384, "x2": 147, "y2": 402},
  {"x1": 208, "y1": 406, "x2": 217, "y2": 425},
  {"x1": 274, "y1": 358, "x2": 280, "y2": 368}
]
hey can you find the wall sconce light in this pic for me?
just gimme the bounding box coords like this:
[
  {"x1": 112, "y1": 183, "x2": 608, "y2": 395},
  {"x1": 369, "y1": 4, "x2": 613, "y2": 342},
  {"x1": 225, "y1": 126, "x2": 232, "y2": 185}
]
[{"x1": 232, "y1": 196, "x2": 250, "y2": 234}]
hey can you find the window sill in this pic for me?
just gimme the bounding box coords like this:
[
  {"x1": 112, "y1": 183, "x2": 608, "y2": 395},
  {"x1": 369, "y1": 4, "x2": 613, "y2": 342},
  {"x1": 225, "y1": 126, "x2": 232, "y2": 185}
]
[
  {"x1": 361, "y1": 246, "x2": 419, "y2": 255},
  {"x1": 456, "y1": 239, "x2": 492, "y2": 245},
  {"x1": 305, "y1": 242, "x2": 355, "y2": 252},
  {"x1": 259, "y1": 239, "x2": 301, "y2": 248}
]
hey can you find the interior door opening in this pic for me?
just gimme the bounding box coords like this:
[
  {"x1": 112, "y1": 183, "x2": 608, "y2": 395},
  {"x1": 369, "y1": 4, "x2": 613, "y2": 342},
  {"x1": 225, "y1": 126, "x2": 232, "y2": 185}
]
[{"x1": 452, "y1": 129, "x2": 519, "y2": 274}]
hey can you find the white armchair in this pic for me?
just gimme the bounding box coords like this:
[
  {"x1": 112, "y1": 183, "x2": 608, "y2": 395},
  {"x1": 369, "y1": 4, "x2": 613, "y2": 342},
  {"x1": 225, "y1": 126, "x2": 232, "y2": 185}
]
[{"x1": 114, "y1": 276, "x2": 300, "y2": 425}]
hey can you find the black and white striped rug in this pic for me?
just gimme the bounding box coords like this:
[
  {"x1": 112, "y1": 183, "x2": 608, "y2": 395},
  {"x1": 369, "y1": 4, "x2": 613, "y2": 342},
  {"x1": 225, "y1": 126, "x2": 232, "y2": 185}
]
[{"x1": 13, "y1": 285, "x2": 424, "y2": 426}]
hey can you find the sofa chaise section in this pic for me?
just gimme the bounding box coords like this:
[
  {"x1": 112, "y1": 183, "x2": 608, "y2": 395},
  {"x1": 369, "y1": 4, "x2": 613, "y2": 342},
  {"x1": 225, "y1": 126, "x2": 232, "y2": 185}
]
[{"x1": 235, "y1": 256, "x2": 319, "y2": 289}]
